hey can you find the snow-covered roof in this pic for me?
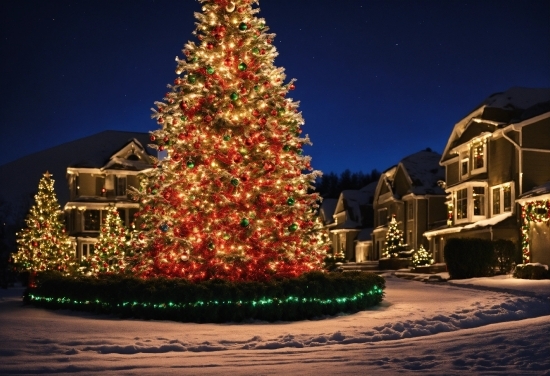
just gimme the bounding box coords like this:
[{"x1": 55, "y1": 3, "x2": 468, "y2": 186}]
[
  {"x1": 319, "y1": 198, "x2": 337, "y2": 225},
  {"x1": 399, "y1": 150, "x2": 445, "y2": 196},
  {"x1": 516, "y1": 181, "x2": 550, "y2": 204},
  {"x1": 332, "y1": 184, "x2": 376, "y2": 229},
  {"x1": 0, "y1": 131, "x2": 154, "y2": 211},
  {"x1": 424, "y1": 212, "x2": 514, "y2": 238},
  {"x1": 356, "y1": 227, "x2": 373, "y2": 242},
  {"x1": 479, "y1": 87, "x2": 550, "y2": 112},
  {"x1": 442, "y1": 87, "x2": 550, "y2": 162}
]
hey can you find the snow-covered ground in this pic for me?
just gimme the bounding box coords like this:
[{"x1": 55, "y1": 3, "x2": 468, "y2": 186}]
[{"x1": 1, "y1": 274, "x2": 549, "y2": 375}]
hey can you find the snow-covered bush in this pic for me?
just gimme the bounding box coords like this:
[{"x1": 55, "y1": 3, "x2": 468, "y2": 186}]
[{"x1": 513, "y1": 263, "x2": 549, "y2": 279}]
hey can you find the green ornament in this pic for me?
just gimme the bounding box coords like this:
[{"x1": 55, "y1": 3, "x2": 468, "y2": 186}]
[
  {"x1": 252, "y1": 47, "x2": 260, "y2": 55},
  {"x1": 240, "y1": 218, "x2": 250, "y2": 227},
  {"x1": 287, "y1": 197, "x2": 295, "y2": 206},
  {"x1": 186, "y1": 160, "x2": 195, "y2": 168},
  {"x1": 288, "y1": 223, "x2": 298, "y2": 232},
  {"x1": 239, "y1": 22, "x2": 248, "y2": 31},
  {"x1": 206, "y1": 66, "x2": 215, "y2": 75},
  {"x1": 223, "y1": 134, "x2": 231, "y2": 141},
  {"x1": 180, "y1": 116, "x2": 187, "y2": 122},
  {"x1": 277, "y1": 108, "x2": 285, "y2": 116},
  {"x1": 254, "y1": 85, "x2": 260, "y2": 92},
  {"x1": 230, "y1": 178, "x2": 239, "y2": 187},
  {"x1": 152, "y1": 189, "x2": 158, "y2": 194},
  {"x1": 283, "y1": 145, "x2": 291, "y2": 152},
  {"x1": 296, "y1": 149, "x2": 303, "y2": 155},
  {"x1": 187, "y1": 74, "x2": 197, "y2": 84},
  {"x1": 258, "y1": 23, "x2": 265, "y2": 30},
  {"x1": 230, "y1": 92, "x2": 239, "y2": 101},
  {"x1": 238, "y1": 62, "x2": 247, "y2": 71},
  {"x1": 208, "y1": 243, "x2": 215, "y2": 251}
]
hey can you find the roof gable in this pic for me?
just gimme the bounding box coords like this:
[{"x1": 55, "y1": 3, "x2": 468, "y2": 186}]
[
  {"x1": 0, "y1": 131, "x2": 154, "y2": 208},
  {"x1": 442, "y1": 87, "x2": 550, "y2": 162}
]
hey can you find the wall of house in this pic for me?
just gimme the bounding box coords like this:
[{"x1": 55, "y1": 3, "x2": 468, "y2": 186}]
[
  {"x1": 530, "y1": 222, "x2": 550, "y2": 265},
  {"x1": 393, "y1": 169, "x2": 410, "y2": 198},
  {"x1": 78, "y1": 174, "x2": 96, "y2": 196},
  {"x1": 428, "y1": 196, "x2": 447, "y2": 229},
  {"x1": 446, "y1": 161, "x2": 459, "y2": 187},
  {"x1": 454, "y1": 122, "x2": 493, "y2": 146},
  {"x1": 523, "y1": 117, "x2": 550, "y2": 149},
  {"x1": 415, "y1": 199, "x2": 428, "y2": 249},
  {"x1": 523, "y1": 151, "x2": 550, "y2": 191},
  {"x1": 128, "y1": 175, "x2": 139, "y2": 191},
  {"x1": 488, "y1": 137, "x2": 515, "y2": 187}
]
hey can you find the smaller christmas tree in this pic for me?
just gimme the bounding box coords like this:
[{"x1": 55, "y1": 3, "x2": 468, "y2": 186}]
[
  {"x1": 14, "y1": 172, "x2": 74, "y2": 274},
  {"x1": 82, "y1": 206, "x2": 129, "y2": 275},
  {"x1": 382, "y1": 215, "x2": 405, "y2": 258},
  {"x1": 412, "y1": 245, "x2": 434, "y2": 267}
]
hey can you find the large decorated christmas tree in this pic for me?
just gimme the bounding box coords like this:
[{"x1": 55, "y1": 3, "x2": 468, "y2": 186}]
[
  {"x1": 14, "y1": 172, "x2": 74, "y2": 273},
  {"x1": 82, "y1": 206, "x2": 130, "y2": 275},
  {"x1": 382, "y1": 215, "x2": 406, "y2": 258},
  {"x1": 133, "y1": 0, "x2": 327, "y2": 282}
]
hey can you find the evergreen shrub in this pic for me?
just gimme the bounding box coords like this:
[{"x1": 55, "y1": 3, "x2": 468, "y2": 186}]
[
  {"x1": 24, "y1": 271, "x2": 385, "y2": 323},
  {"x1": 492, "y1": 239, "x2": 516, "y2": 274},
  {"x1": 444, "y1": 238, "x2": 494, "y2": 279}
]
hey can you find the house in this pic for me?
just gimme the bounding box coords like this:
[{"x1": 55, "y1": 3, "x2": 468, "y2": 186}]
[
  {"x1": 325, "y1": 182, "x2": 376, "y2": 262},
  {"x1": 63, "y1": 136, "x2": 154, "y2": 261},
  {"x1": 424, "y1": 87, "x2": 550, "y2": 263},
  {"x1": 372, "y1": 149, "x2": 447, "y2": 260},
  {"x1": 0, "y1": 131, "x2": 155, "y2": 258}
]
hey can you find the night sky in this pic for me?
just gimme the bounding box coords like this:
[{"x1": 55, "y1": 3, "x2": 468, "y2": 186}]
[{"x1": 1, "y1": 0, "x2": 549, "y2": 175}]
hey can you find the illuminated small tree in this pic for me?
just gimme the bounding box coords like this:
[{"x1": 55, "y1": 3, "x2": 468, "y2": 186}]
[
  {"x1": 82, "y1": 206, "x2": 129, "y2": 275},
  {"x1": 133, "y1": 0, "x2": 327, "y2": 282},
  {"x1": 14, "y1": 172, "x2": 74, "y2": 274},
  {"x1": 412, "y1": 245, "x2": 434, "y2": 267},
  {"x1": 382, "y1": 215, "x2": 405, "y2": 258}
]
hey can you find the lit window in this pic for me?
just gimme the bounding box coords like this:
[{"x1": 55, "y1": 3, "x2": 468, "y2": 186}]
[
  {"x1": 503, "y1": 186, "x2": 512, "y2": 212},
  {"x1": 471, "y1": 142, "x2": 486, "y2": 172},
  {"x1": 84, "y1": 210, "x2": 101, "y2": 231},
  {"x1": 81, "y1": 243, "x2": 95, "y2": 259},
  {"x1": 116, "y1": 176, "x2": 127, "y2": 196},
  {"x1": 461, "y1": 158, "x2": 469, "y2": 178},
  {"x1": 492, "y1": 187, "x2": 501, "y2": 215},
  {"x1": 408, "y1": 202, "x2": 414, "y2": 220},
  {"x1": 473, "y1": 187, "x2": 485, "y2": 216},
  {"x1": 456, "y1": 188, "x2": 467, "y2": 220},
  {"x1": 492, "y1": 184, "x2": 513, "y2": 215}
]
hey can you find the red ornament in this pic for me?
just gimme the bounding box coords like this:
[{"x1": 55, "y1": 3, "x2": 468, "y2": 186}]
[
  {"x1": 289, "y1": 84, "x2": 295, "y2": 90},
  {"x1": 207, "y1": 43, "x2": 214, "y2": 50}
]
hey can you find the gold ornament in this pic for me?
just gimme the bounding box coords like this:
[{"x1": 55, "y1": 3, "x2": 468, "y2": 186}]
[{"x1": 226, "y1": 1, "x2": 236, "y2": 12}]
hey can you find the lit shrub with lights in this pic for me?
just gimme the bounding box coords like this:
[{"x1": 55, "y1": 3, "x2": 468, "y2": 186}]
[
  {"x1": 24, "y1": 271, "x2": 385, "y2": 323},
  {"x1": 412, "y1": 245, "x2": 434, "y2": 268}
]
